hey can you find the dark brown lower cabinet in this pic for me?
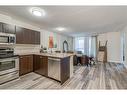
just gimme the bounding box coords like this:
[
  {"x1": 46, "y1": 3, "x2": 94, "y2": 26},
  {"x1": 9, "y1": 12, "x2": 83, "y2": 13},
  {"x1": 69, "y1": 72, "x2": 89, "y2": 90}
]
[
  {"x1": 19, "y1": 55, "x2": 33, "y2": 76},
  {"x1": 61, "y1": 57, "x2": 70, "y2": 84},
  {"x1": 19, "y1": 54, "x2": 70, "y2": 84},
  {"x1": 33, "y1": 55, "x2": 48, "y2": 77}
]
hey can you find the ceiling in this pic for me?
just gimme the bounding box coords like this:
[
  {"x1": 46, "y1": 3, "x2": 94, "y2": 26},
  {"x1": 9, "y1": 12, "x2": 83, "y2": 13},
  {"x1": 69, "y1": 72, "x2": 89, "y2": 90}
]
[{"x1": 0, "y1": 6, "x2": 127, "y2": 37}]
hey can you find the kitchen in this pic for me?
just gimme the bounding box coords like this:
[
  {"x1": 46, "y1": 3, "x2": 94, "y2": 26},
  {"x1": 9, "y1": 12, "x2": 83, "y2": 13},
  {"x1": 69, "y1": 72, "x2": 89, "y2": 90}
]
[
  {"x1": 0, "y1": 11, "x2": 74, "y2": 86},
  {"x1": 1, "y1": 0, "x2": 127, "y2": 95}
]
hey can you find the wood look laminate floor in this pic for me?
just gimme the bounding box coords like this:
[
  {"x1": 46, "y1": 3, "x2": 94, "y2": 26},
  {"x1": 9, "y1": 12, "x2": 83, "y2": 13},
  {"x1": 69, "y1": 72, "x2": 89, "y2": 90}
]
[{"x1": 0, "y1": 62, "x2": 127, "y2": 90}]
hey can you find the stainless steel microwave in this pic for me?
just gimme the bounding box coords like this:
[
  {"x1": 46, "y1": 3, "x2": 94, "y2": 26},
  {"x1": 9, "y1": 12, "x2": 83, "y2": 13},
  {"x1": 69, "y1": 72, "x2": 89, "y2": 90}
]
[{"x1": 0, "y1": 32, "x2": 16, "y2": 44}]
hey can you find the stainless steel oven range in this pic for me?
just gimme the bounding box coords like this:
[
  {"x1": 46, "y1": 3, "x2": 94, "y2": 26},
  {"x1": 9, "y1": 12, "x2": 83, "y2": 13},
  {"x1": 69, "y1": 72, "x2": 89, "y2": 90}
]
[{"x1": 0, "y1": 47, "x2": 19, "y2": 85}]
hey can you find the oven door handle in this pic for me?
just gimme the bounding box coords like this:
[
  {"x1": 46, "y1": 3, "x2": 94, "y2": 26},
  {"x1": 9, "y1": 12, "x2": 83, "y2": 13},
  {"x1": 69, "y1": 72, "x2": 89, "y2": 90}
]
[
  {"x1": 0, "y1": 60, "x2": 15, "y2": 64},
  {"x1": 0, "y1": 57, "x2": 19, "y2": 62},
  {"x1": 8, "y1": 36, "x2": 10, "y2": 43}
]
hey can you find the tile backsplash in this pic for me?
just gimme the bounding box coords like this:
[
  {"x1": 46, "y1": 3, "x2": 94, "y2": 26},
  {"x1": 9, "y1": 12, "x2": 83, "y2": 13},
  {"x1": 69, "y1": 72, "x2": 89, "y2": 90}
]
[{"x1": 14, "y1": 44, "x2": 40, "y2": 54}]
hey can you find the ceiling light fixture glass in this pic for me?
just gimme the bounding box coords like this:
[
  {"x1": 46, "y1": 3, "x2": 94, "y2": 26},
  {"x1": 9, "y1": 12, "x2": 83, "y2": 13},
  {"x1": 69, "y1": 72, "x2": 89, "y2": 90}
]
[
  {"x1": 32, "y1": 10, "x2": 42, "y2": 16},
  {"x1": 30, "y1": 7, "x2": 45, "y2": 17}
]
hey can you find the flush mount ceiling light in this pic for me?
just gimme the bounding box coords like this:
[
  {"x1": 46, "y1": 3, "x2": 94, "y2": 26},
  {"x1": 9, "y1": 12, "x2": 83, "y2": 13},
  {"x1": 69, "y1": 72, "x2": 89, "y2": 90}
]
[
  {"x1": 32, "y1": 10, "x2": 42, "y2": 16},
  {"x1": 55, "y1": 27, "x2": 66, "y2": 31},
  {"x1": 30, "y1": 7, "x2": 45, "y2": 17}
]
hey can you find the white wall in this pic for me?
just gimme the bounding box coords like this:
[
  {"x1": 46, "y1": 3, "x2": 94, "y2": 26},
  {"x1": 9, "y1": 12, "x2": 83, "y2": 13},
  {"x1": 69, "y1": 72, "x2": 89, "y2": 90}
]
[
  {"x1": 0, "y1": 13, "x2": 73, "y2": 53},
  {"x1": 41, "y1": 29, "x2": 73, "y2": 51},
  {"x1": 97, "y1": 32, "x2": 122, "y2": 63}
]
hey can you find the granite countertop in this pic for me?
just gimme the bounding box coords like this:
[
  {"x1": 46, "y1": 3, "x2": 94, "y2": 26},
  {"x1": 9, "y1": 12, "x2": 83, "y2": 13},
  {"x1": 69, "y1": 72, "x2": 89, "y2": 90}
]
[{"x1": 16, "y1": 52, "x2": 74, "y2": 58}]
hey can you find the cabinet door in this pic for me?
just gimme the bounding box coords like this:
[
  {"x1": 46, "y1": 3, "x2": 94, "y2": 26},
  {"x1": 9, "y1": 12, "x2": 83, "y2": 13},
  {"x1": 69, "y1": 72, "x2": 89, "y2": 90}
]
[
  {"x1": 34, "y1": 31, "x2": 40, "y2": 44},
  {"x1": 16, "y1": 26, "x2": 24, "y2": 44},
  {"x1": 24, "y1": 28, "x2": 31, "y2": 44},
  {"x1": 16, "y1": 27, "x2": 31, "y2": 44},
  {"x1": 31, "y1": 30, "x2": 40, "y2": 45},
  {"x1": 19, "y1": 56, "x2": 28, "y2": 76},
  {"x1": 61, "y1": 57, "x2": 70, "y2": 84},
  {"x1": 33, "y1": 55, "x2": 48, "y2": 76},
  {"x1": 33, "y1": 55, "x2": 41, "y2": 73},
  {"x1": 26, "y1": 55, "x2": 33, "y2": 73},
  {"x1": 19, "y1": 55, "x2": 33, "y2": 76},
  {"x1": 16, "y1": 26, "x2": 40, "y2": 45},
  {"x1": 30, "y1": 30, "x2": 36, "y2": 44},
  {"x1": 0, "y1": 22, "x2": 3, "y2": 32},
  {"x1": 3, "y1": 23, "x2": 15, "y2": 34},
  {"x1": 40, "y1": 56, "x2": 48, "y2": 76},
  {"x1": 27, "y1": 30, "x2": 39, "y2": 44}
]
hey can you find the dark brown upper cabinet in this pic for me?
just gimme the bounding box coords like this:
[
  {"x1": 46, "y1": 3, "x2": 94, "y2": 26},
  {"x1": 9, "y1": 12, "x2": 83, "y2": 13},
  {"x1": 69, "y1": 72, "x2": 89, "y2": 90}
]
[
  {"x1": 15, "y1": 26, "x2": 24, "y2": 44},
  {"x1": 2, "y1": 23, "x2": 16, "y2": 34},
  {"x1": 34, "y1": 30, "x2": 40, "y2": 44},
  {"x1": 16, "y1": 26, "x2": 40, "y2": 45}
]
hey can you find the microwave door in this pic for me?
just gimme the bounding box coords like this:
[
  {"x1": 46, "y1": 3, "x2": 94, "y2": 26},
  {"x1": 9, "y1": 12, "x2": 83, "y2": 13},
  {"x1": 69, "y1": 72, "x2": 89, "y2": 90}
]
[{"x1": 0, "y1": 36, "x2": 9, "y2": 44}]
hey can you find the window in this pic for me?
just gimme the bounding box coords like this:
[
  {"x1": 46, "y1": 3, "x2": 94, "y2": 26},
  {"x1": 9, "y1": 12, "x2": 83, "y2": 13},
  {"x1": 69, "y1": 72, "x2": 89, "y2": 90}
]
[
  {"x1": 74, "y1": 36, "x2": 97, "y2": 58},
  {"x1": 75, "y1": 37, "x2": 84, "y2": 53}
]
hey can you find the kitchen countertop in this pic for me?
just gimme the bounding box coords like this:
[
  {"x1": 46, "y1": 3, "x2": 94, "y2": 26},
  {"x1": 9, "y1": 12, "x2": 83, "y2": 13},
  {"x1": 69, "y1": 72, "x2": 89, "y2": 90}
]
[{"x1": 16, "y1": 52, "x2": 75, "y2": 59}]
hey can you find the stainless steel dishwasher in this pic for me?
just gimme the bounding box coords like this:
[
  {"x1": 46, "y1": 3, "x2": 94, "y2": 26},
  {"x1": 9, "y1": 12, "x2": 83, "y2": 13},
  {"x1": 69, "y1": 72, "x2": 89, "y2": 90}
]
[{"x1": 48, "y1": 57, "x2": 61, "y2": 81}]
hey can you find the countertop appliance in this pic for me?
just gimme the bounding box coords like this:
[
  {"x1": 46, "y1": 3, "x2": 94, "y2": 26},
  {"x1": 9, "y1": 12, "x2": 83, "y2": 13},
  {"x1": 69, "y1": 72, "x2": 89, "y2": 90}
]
[
  {"x1": 0, "y1": 32, "x2": 16, "y2": 45},
  {"x1": 0, "y1": 47, "x2": 19, "y2": 84}
]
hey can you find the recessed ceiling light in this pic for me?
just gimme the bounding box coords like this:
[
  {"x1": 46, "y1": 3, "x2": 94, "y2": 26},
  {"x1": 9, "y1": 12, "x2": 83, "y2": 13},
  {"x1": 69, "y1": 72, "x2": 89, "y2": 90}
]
[
  {"x1": 30, "y1": 7, "x2": 45, "y2": 17},
  {"x1": 56, "y1": 27, "x2": 66, "y2": 31}
]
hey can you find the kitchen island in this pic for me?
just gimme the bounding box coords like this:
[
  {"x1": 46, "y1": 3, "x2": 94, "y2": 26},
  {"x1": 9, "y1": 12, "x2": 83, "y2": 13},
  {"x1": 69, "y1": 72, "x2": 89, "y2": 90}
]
[{"x1": 17, "y1": 53, "x2": 74, "y2": 84}]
